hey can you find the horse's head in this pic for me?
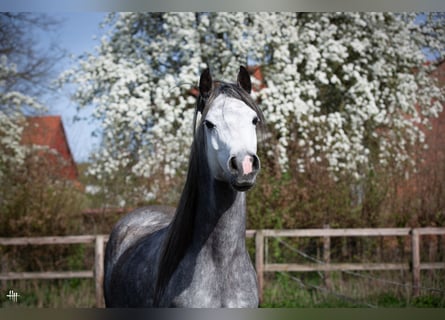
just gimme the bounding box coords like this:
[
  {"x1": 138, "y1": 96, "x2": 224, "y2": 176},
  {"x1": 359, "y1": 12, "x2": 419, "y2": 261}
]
[{"x1": 197, "y1": 66, "x2": 264, "y2": 192}]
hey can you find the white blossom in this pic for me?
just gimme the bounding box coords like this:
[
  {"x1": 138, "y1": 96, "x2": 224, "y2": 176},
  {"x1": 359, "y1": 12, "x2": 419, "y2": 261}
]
[
  {"x1": 59, "y1": 12, "x2": 444, "y2": 196},
  {"x1": 1, "y1": 55, "x2": 47, "y2": 180}
]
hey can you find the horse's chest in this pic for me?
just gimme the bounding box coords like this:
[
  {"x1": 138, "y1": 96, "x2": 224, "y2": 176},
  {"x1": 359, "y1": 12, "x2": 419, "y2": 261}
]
[{"x1": 169, "y1": 254, "x2": 258, "y2": 307}]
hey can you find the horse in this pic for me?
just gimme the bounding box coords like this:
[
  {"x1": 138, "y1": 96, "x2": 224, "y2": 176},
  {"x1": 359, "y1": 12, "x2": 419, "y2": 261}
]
[{"x1": 103, "y1": 66, "x2": 265, "y2": 307}]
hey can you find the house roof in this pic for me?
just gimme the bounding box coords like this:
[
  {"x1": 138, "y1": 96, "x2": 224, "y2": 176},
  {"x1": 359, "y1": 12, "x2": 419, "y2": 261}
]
[
  {"x1": 21, "y1": 115, "x2": 78, "y2": 181},
  {"x1": 22, "y1": 116, "x2": 62, "y2": 147},
  {"x1": 248, "y1": 65, "x2": 266, "y2": 91}
]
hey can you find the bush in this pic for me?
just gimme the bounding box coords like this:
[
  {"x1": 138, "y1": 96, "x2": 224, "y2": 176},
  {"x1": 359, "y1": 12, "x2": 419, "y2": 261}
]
[
  {"x1": 0, "y1": 149, "x2": 90, "y2": 280},
  {"x1": 0, "y1": 149, "x2": 87, "y2": 237}
]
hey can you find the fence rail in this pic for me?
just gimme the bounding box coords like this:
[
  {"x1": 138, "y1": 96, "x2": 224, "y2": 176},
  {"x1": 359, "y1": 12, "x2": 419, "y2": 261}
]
[
  {"x1": 1, "y1": 227, "x2": 444, "y2": 307},
  {"x1": 0, "y1": 234, "x2": 109, "y2": 307}
]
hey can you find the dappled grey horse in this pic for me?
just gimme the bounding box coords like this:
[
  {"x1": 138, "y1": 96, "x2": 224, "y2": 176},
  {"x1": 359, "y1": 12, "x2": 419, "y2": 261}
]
[{"x1": 104, "y1": 66, "x2": 265, "y2": 307}]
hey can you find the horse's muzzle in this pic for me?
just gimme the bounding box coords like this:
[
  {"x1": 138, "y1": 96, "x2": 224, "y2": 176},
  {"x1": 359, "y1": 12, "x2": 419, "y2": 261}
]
[{"x1": 228, "y1": 153, "x2": 260, "y2": 192}]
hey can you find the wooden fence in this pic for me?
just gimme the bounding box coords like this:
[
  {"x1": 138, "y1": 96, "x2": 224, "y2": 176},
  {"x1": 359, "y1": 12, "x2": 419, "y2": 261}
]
[
  {"x1": 251, "y1": 227, "x2": 445, "y2": 302},
  {"x1": 1, "y1": 227, "x2": 444, "y2": 307},
  {"x1": 0, "y1": 235, "x2": 108, "y2": 307}
]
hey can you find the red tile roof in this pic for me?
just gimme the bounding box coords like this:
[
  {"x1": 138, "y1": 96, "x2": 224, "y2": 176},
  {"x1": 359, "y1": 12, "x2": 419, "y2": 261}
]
[{"x1": 21, "y1": 115, "x2": 78, "y2": 181}]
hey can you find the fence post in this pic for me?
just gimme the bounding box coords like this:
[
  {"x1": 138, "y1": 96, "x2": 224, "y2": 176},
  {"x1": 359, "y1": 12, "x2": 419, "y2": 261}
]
[
  {"x1": 255, "y1": 230, "x2": 264, "y2": 304},
  {"x1": 411, "y1": 229, "x2": 420, "y2": 297},
  {"x1": 95, "y1": 235, "x2": 105, "y2": 308},
  {"x1": 323, "y1": 224, "x2": 332, "y2": 290}
]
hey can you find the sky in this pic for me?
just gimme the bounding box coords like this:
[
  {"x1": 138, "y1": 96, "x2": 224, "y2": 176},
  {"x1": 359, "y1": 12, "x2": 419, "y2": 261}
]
[{"x1": 41, "y1": 12, "x2": 107, "y2": 163}]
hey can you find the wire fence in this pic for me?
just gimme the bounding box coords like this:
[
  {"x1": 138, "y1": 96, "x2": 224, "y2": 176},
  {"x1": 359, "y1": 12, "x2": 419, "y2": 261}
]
[
  {"x1": 276, "y1": 238, "x2": 445, "y2": 294},
  {"x1": 272, "y1": 237, "x2": 444, "y2": 307},
  {"x1": 255, "y1": 227, "x2": 445, "y2": 307}
]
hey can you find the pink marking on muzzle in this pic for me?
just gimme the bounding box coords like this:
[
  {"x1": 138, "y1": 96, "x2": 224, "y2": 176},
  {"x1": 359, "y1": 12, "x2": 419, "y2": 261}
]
[{"x1": 242, "y1": 155, "x2": 253, "y2": 175}]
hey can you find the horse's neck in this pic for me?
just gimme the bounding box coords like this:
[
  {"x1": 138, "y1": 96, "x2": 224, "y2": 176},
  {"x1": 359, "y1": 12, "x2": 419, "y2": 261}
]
[{"x1": 193, "y1": 180, "x2": 247, "y2": 257}]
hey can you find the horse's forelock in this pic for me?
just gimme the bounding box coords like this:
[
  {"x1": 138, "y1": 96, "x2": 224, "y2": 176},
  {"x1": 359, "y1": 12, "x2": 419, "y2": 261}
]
[{"x1": 198, "y1": 81, "x2": 265, "y2": 127}]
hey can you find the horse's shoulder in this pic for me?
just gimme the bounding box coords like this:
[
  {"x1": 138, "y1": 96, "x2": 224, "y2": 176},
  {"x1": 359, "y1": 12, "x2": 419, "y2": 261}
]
[
  {"x1": 113, "y1": 205, "x2": 174, "y2": 236},
  {"x1": 106, "y1": 205, "x2": 175, "y2": 268}
]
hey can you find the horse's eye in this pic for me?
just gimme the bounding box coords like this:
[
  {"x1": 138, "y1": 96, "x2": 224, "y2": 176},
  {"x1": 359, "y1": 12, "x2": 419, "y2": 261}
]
[
  {"x1": 252, "y1": 117, "x2": 260, "y2": 126},
  {"x1": 204, "y1": 120, "x2": 216, "y2": 129}
]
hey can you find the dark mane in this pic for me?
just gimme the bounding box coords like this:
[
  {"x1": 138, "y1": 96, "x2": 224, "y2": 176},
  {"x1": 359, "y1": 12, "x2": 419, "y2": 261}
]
[
  {"x1": 153, "y1": 119, "x2": 208, "y2": 305},
  {"x1": 153, "y1": 79, "x2": 264, "y2": 306}
]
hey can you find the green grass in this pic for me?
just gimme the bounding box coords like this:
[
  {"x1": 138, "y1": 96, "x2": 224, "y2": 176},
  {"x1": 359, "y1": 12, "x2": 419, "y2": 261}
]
[
  {"x1": 1, "y1": 271, "x2": 444, "y2": 308},
  {"x1": 260, "y1": 272, "x2": 445, "y2": 308},
  {"x1": 261, "y1": 273, "x2": 370, "y2": 308},
  {"x1": 1, "y1": 279, "x2": 95, "y2": 308}
]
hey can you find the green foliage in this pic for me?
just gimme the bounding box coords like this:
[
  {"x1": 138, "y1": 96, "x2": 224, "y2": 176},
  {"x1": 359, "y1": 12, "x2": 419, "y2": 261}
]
[
  {"x1": 247, "y1": 153, "x2": 389, "y2": 230},
  {"x1": 375, "y1": 293, "x2": 409, "y2": 307},
  {"x1": 0, "y1": 150, "x2": 87, "y2": 237},
  {"x1": 0, "y1": 150, "x2": 94, "y2": 292},
  {"x1": 262, "y1": 273, "x2": 313, "y2": 308},
  {"x1": 411, "y1": 295, "x2": 445, "y2": 308}
]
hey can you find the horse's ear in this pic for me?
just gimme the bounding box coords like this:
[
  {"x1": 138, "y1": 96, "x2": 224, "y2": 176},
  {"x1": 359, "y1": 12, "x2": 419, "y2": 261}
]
[
  {"x1": 198, "y1": 68, "x2": 212, "y2": 113},
  {"x1": 237, "y1": 66, "x2": 251, "y2": 94},
  {"x1": 199, "y1": 68, "x2": 212, "y2": 98}
]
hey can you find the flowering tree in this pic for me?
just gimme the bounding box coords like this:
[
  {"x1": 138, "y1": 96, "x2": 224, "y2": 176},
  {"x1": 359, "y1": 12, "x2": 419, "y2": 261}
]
[
  {"x1": 0, "y1": 13, "x2": 87, "y2": 237},
  {"x1": 60, "y1": 12, "x2": 444, "y2": 199},
  {"x1": 0, "y1": 13, "x2": 59, "y2": 180}
]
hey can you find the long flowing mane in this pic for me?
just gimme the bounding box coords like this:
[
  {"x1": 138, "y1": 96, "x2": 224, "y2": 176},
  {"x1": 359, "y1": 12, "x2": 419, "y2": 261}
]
[{"x1": 153, "y1": 80, "x2": 264, "y2": 305}]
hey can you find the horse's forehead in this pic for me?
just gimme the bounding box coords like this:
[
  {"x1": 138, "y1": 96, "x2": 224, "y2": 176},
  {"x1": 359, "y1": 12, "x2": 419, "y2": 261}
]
[{"x1": 206, "y1": 95, "x2": 256, "y2": 122}]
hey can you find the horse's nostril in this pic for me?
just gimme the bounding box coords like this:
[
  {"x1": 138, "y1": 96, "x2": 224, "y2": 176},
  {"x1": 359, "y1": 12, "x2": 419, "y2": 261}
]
[
  {"x1": 230, "y1": 156, "x2": 238, "y2": 172},
  {"x1": 252, "y1": 155, "x2": 260, "y2": 170},
  {"x1": 229, "y1": 154, "x2": 260, "y2": 176}
]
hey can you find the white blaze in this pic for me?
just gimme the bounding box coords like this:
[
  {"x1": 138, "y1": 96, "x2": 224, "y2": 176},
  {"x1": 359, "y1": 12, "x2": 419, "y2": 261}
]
[{"x1": 204, "y1": 95, "x2": 258, "y2": 181}]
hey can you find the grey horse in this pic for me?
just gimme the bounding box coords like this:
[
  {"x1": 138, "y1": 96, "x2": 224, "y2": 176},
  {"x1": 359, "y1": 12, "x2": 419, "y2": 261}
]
[{"x1": 103, "y1": 66, "x2": 265, "y2": 307}]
